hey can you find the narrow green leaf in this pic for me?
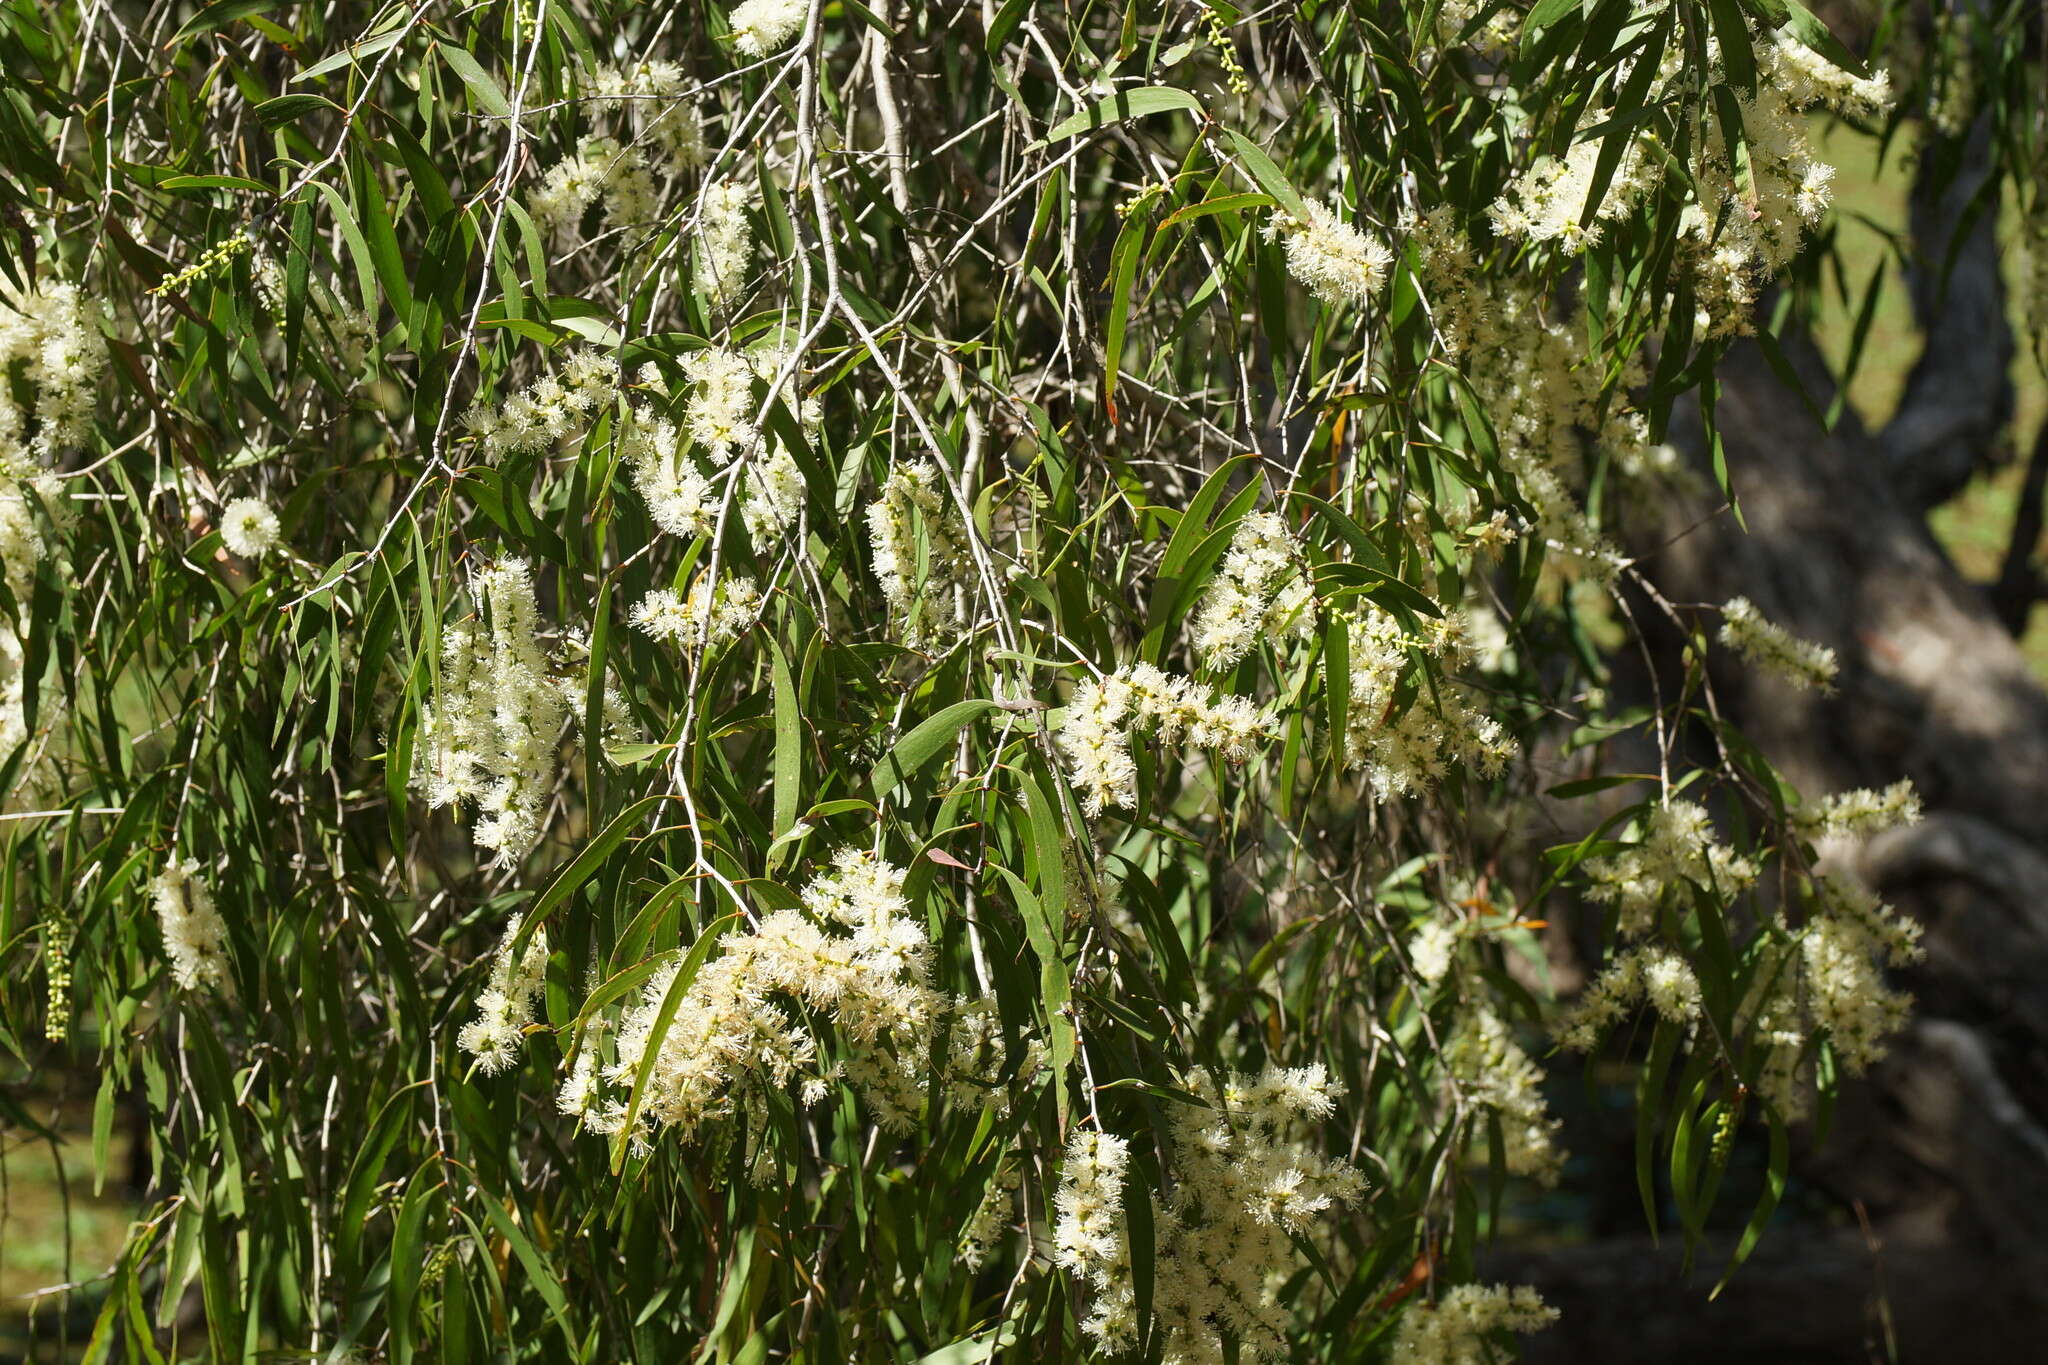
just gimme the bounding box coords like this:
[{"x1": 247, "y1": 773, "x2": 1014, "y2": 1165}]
[
  {"x1": 437, "y1": 43, "x2": 513, "y2": 118},
  {"x1": 771, "y1": 639, "x2": 802, "y2": 837},
  {"x1": 870, "y1": 699, "x2": 997, "y2": 802},
  {"x1": 1224, "y1": 128, "x2": 1307, "y2": 218},
  {"x1": 509, "y1": 794, "x2": 668, "y2": 959},
  {"x1": 1042, "y1": 86, "x2": 1204, "y2": 143}
]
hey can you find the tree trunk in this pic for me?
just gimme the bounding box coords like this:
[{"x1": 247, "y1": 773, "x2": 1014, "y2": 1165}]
[{"x1": 1494, "y1": 333, "x2": 2048, "y2": 1358}]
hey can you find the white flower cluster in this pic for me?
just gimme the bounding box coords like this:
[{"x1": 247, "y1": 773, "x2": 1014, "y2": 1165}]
[
  {"x1": 1799, "y1": 878, "x2": 1922, "y2": 1072},
  {"x1": 1340, "y1": 607, "x2": 1515, "y2": 802},
  {"x1": 0, "y1": 625, "x2": 61, "y2": 805},
  {"x1": 219, "y1": 496, "x2": 281, "y2": 559},
  {"x1": 1409, "y1": 917, "x2": 1461, "y2": 985},
  {"x1": 697, "y1": 178, "x2": 755, "y2": 308},
  {"x1": 1191, "y1": 510, "x2": 1314, "y2": 669},
  {"x1": 1556, "y1": 945, "x2": 1704, "y2": 1051},
  {"x1": 1390, "y1": 1283, "x2": 1558, "y2": 1365},
  {"x1": 962, "y1": 1159, "x2": 1021, "y2": 1268},
  {"x1": 1434, "y1": 0, "x2": 1518, "y2": 61},
  {"x1": 415, "y1": 560, "x2": 604, "y2": 865},
  {"x1": 562, "y1": 850, "x2": 1017, "y2": 1146},
  {"x1": 1445, "y1": 1008, "x2": 1564, "y2": 1184},
  {"x1": 631, "y1": 574, "x2": 761, "y2": 652},
  {"x1": 463, "y1": 348, "x2": 621, "y2": 461},
  {"x1": 1794, "y1": 779, "x2": 1921, "y2": 844},
  {"x1": 1054, "y1": 1127, "x2": 1132, "y2": 1340},
  {"x1": 682, "y1": 346, "x2": 765, "y2": 461},
  {"x1": 529, "y1": 58, "x2": 712, "y2": 243},
  {"x1": 529, "y1": 134, "x2": 661, "y2": 240},
  {"x1": 622, "y1": 346, "x2": 816, "y2": 546},
  {"x1": 1581, "y1": 800, "x2": 1759, "y2": 938},
  {"x1": 1718, "y1": 596, "x2": 1838, "y2": 693},
  {"x1": 0, "y1": 286, "x2": 94, "y2": 788},
  {"x1": 1401, "y1": 205, "x2": 1484, "y2": 357},
  {"x1": 1460, "y1": 278, "x2": 1644, "y2": 569},
  {"x1": 1768, "y1": 31, "x2": 1894, "y2": 120},
  {"x1": 590, "y1": 59, "x2": 707, "y2": 171},
  {"x1": 1148, "y1": 1066, "x2": 1367, "y2": 1361},
  {"x1": 619, "y1": 400, "x2": 714, "y2": 538},
  {"x1": 0, "y1": 279, "x2": 107, "y2": 462},
  {"x1": 1682, "y1": 32, "x2": 1893, "y2": 334},
  {"x1": 457, "y1": 922, "x2": 551, "y2": 1075},
  {"x1": 730, "y1": 0, "x2": 808, "y2": 57},
  {"x1": 0, "y1": 470, "x2": 69, "y2": 601},
  {"x1": 1058, "y1": 663, "x2": 1272, "y2": 816},
  {"x1": 1268, "y1": 199, "x2": 1393, "y2": 308},
  {"x1": 866, "y1": 460, "x2": 975, "y2": 648},
  {"x1": 150, "y1": 858, "x2": 230, "y2": 994},
  {"x1": 1745, "y1": 874, "x2": 1924, "y2": 1119},
  {"x1": 1061, "y1": 1066, "x2": 1368, "y2": 1362},
  {"x1": 1488, "y1": 118, "x2": 1657, "y2": 252}
]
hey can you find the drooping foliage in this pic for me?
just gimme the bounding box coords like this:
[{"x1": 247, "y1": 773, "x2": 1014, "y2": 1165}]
[{"x1": 0, "y1": 1, "x2": 2032, "y2": 1360}]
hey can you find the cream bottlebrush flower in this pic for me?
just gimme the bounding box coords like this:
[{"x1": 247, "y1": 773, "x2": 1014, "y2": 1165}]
[
  {"x1": 631, "y1": 575, "x2": 761, "y2": 651},
  {"x1": 1409, "y1": 918, "x2": 1460, "y2": 986},
  {"x1": 1139, "y1": 1065, "x2": 1366, "y2": 1360},
  {"x1": 1269, "y1": 199, "x2": 1393, "y2": 307},
  {"x1": 1190, "y1": 509, "x2": 1312, "y2": 669},
  {"x1": 0, "y1": 278, "x2": 108, "y2": 459},
  {"x1": 962, "y1": 1161, "x2": 1020, "y2": 1268},
  {"x1": 1642, "y1": 949, "x2": 1704, "y2": 1026},
  {"x1": 1794, "y1": 779, "x2": 1921, "y2": 843},
  {"x1": 682, "y1": 346, "x2": 760, "y2": 461},
  {"x1": 1768, "y1": 32, "x2": 1894, "y2": 119},
  {"x1": 464, "y1": 348, "x2": 621, "y2": 460},
  {"x1": 1391, "y1": 1283, "x2": 1558, "y2": 1365},
  {"x1": 866, "y1": 459, "x2": 975, "y2": 647},
  {"x1": 619, "y1": 403, "x2": 715, "y2": 538},
  {"x1": 1488, "y1": 122, "x2": 1656, "y2": 252},
  {"x1": 741, "y1": 448, "x2": 804, "y2": 542},
  {"x1": 0, "y1": 472, "x2": 68, "y2": 601},
  {"x1": 1801, "y1": 876, "x2": 1923, "y2": 1073},
  {"x1": 1444, "y1": 1007, "x2": 1564, "y2": 1184},
  {"x1": 1054, "y1": 1128, "x2": 1131, "y2": 1273},
  {"x1": 528, "y1": 135, "x2": 657, "y2": 239},
  {"x1": 150, "y1": 858, "x2": 230, "y2": 993},
  {"x1": 1718, "y1": 596, "x2": 1838, "y2": 692},
  {"x1": 1339, "y1": 606, "x2": 1517, "y2": 801},
  {"x1": 218, "y1": 497, "x2": 281, "y2": 558},
  {"x1": 1054, "y1": 1127, "x2": 1139, "y2": 1351},
  {"x1": 1057, "y1": 671, "x2": 1138, "y2": 815},
  {"x1": 458, "y1": 923, "x2": 550, "y2": 1075},
  {"x1": 0, "y1": 625, "x2": 63, "y2": 805},
  {"x1": 1581, "y1": 800, "x2": 1758, "y2": 938},
  {"x1": 697, "y1": 179, "x2": 755, "y2": 307},
  {"x1": 1056, "y1": 664, "x2": 1273, "y2": 816},
  {"x1": 1402, "y1": 205, "x2": 1485, "y2": 357},
  {"x1": 567, "y1": 849, "x2": 1009, "y2": 1146},
  {"x1": 591, "y1": 59, "x2": 706, "y2": 171},
  {"x1": 730, "y1": 0, "x2": 808, "y2": 57},
  {"x1": 413, "y1": 559, "x2": 575, "y2": 865}
]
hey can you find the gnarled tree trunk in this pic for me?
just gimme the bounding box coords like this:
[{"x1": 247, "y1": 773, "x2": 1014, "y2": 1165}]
[{"x1": 1494, "y1": 322, "x2": 2048, "y2": 1358}]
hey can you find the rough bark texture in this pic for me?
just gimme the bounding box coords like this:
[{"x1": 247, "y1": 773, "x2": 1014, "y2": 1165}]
[
  {"x1": 1492, "y1": 334, "x2": 2048, "y2": 1359},
  {"x1": 1881, "y1": 34, "x2": 2013, "y2": 511}
]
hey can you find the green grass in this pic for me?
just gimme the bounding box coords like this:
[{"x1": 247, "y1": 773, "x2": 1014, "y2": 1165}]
[{"x1": 1, "y1": 1095, "x2": 140, "y2": 1353}]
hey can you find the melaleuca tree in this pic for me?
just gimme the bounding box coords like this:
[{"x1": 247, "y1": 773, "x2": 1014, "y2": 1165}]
[{"x1": 0, "y1": 0, "x2": 2035, "y2": 1360}]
